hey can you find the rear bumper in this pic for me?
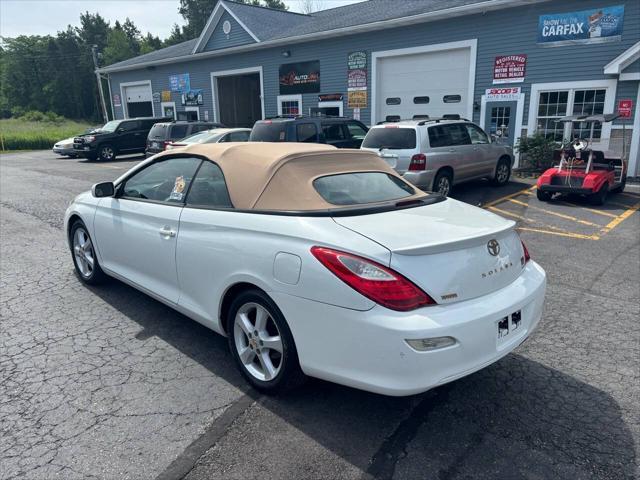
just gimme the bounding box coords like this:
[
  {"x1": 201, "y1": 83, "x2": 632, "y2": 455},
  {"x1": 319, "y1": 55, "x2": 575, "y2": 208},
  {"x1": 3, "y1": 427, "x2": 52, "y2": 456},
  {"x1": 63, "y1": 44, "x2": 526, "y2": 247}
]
[
  {"x1": 402, "y1": 169, "x2": 436, "y2": 191},
  {"x1": 53, "y1": 147, "x2": 75, "y2": 156},
  {"x1": 272, "y1": 260, "x2": 546, "y2": 396},
  {"x1": 538, "y1": 184, "x2": 593, "y2": 195}
]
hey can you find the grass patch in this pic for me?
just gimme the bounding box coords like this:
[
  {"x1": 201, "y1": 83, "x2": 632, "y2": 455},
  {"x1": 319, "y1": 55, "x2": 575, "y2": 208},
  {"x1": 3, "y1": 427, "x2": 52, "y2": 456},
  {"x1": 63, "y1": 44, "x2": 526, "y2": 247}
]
[{"x1": 0, "y1": 118, "x2": 94, "y2": 151}]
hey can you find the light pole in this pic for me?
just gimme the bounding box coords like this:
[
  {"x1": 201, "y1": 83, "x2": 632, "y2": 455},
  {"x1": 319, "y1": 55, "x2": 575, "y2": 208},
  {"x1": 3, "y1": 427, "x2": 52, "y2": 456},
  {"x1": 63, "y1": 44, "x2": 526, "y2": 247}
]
[{"x1": 92, "y1": 45, "x2": 109, "y2": 123}]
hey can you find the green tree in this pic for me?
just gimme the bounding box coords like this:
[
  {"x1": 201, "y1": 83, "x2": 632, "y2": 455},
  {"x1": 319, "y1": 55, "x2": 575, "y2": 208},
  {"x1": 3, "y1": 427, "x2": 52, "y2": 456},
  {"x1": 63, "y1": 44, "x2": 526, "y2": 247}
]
[
  {"x1": 103, "y1": 27, "x2": 135, "y2": 65},
  {"x1": 122, "y1": 18, "x2": 142, "y2": 55},
  {"x1": 140, "y1": 33, "x2": 163, "y2": 54}
]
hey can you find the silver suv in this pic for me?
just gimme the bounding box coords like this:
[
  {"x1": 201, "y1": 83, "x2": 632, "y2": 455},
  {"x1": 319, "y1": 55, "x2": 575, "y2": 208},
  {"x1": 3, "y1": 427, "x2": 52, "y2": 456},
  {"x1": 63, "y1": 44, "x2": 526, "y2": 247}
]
[{"x1": 361, "y1": 118, "x2": 514, "y2": 195}]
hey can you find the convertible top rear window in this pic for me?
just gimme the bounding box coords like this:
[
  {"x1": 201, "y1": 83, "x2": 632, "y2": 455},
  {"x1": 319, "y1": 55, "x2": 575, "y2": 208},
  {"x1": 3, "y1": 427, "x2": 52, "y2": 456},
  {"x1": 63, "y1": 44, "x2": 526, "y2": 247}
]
[{"x1": 313, "y1": 172, "x2": 415, "y2": 206}]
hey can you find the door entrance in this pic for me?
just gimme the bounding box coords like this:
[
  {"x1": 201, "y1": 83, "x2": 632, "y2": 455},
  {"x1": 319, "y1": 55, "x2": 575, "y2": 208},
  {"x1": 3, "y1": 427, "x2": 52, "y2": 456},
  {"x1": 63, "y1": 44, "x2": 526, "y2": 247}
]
[
  {"x1": 216, "y1": 73, "x2": 262, "y2": 127},
  {"x1": 123, "y1": 84, "x2": 153, "y2": 118},
  {"x1": 485, "y1": 101, "x2": 517, "y2": 146}
]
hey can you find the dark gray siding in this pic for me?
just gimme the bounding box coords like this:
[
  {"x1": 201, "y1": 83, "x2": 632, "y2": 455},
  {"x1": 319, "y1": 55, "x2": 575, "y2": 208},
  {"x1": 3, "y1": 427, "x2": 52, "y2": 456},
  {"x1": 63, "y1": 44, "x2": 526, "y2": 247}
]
[
  {"x1": 109, "y1": 0, "x2": 639, "y2": 127},
  {"x1": 623, "y1": 57, "x2": 640, "y2": 74},
  {"x1": 204, "y1": 11, "x2": 256, "y2": 52}
]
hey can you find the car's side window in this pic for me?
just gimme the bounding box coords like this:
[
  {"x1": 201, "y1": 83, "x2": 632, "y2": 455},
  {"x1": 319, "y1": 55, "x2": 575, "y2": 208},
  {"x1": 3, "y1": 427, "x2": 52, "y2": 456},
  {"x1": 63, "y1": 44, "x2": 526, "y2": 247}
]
[
  {"x1": 228, "y1": 131, "x2": 250, "y2": 142},
  {"x1": 296, "y1": 123, "x2": 318, "y2": 143},
  {"x1": 120, "y1": 121, "x2": 139, "y2": 132},
  {"x1": 322, "y1": 123, "x2": 346, "y2": 143},
  {"x1": 465, "y1": 124, "x2": 489, "y2": 144},
  {"x1": 121, "y1": 157, "x2": 202, "y2": 204},
  {"x1": 428, "y1": 125, "x2": 450, "y2": 148},
  {"x1": 346, "y1": 122, "x2": 367, "y2": 140},
  {"x1": 185, "y1": 161, "x2": 233, "y2": 208},
  {"x1": 444, "y1": 124, "x2": 471, "y2": 146},
  {"x1": 170, "y1": 125, "x2": 189, "y2": 140}
]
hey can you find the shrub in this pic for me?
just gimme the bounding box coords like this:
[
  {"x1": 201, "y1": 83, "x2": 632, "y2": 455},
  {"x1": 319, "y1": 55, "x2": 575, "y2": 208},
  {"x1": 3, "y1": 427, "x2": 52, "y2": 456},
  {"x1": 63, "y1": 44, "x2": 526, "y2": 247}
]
[{"x1": 515, "y1": 133, "x2": 559, "y2": 170}]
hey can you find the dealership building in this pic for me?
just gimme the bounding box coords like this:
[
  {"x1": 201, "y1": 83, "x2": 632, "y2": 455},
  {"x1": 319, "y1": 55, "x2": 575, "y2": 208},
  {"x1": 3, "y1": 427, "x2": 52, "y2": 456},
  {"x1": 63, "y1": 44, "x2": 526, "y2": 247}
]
[{"x1": 99, "y1": 0, "x2": 640, "y2": 174}]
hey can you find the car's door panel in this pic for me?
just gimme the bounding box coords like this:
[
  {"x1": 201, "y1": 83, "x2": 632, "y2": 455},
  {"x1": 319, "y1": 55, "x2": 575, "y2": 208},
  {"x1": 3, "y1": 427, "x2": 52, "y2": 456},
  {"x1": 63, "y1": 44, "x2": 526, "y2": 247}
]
[{"x1": 465, "y1": 123, "x2": 495, "y2": 178}]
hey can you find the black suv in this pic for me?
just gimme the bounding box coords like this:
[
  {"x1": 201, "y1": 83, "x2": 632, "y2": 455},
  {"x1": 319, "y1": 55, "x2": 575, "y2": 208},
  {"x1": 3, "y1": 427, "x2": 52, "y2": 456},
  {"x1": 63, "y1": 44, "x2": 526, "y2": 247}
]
[
  {"x1": 73, "y1": 117, "x2": 171, "y2": 161},
  {"x1": 146, "y1": 120, "x2": 224, "y2": 156},
  {"x1": 249, "y1": 116, "x2": 369, "y2": 148}
]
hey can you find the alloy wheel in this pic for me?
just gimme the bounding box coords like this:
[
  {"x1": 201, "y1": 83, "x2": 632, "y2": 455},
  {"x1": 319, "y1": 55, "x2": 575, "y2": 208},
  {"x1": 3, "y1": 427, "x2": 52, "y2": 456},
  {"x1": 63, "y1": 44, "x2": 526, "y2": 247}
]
[
  {"x1": 437, "y1": 177, "x2": 451, "y2": 196},
  {"x1": 101, "y1": 146, "x2": 114, "y2": 161},
  {"x1": 497, "y1": 163, "x2": 510, "y2": 183},
  {"x1": 73, "y1": 228, "x2": 95, "y2": 278},
  {"x1": 233, "y1": 302, "x2": 283, "y2": 382}
]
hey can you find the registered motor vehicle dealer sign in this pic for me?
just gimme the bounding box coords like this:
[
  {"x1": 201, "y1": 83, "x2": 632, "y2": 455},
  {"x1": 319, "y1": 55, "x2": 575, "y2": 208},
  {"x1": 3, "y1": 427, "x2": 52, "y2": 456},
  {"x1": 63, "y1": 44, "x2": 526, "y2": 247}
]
[{"x1": 493, "y1": 55, "x2": 526, "y2": 84}]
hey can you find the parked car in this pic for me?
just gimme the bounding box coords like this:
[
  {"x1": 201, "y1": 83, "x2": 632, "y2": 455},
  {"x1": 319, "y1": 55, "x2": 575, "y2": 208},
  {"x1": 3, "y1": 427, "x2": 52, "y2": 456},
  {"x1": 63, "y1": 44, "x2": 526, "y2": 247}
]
[
  {"x1": 146, "y1": 120, "x2": 224, "y2": 156},
  {"x1": 53, "y1": 127, "x2": 99, "y2": 157},
  {"x1": 166, "y1": 128, "x2": 251, "y2": 150},
  {"x1": 250, "y1": 116, "x2": 368, "y2": 148},
  {"x1": 65, "y1": 143, "x2": 546, "y2": 396},
  {"x1": 73, "y1": 117, "x2": 171, "y2": 161},
  {"x1": 361, "y1": 117, "x2": 514, "y2": 196}
]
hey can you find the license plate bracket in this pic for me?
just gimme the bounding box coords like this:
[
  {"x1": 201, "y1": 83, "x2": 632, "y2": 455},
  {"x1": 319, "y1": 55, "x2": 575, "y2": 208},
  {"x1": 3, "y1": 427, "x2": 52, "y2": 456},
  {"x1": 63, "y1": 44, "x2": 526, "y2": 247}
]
[{"x1": 496, "y1": 309, "x2": 523, "y2": 343}]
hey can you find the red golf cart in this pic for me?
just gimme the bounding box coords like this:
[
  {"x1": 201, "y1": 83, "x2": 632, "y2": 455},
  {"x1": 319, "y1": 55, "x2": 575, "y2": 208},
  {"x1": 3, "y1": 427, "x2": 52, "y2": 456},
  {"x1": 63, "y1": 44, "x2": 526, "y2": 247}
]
[{"x1": 536, "y1": 114, "x2": 628, "y2": 205}]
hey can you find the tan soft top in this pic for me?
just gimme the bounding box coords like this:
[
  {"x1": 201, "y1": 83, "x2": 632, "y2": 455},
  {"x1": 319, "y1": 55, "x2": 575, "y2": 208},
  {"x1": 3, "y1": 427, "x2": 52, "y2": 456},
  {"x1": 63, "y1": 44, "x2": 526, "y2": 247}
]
[{"x1": 155, "y1": 142, "x2": 427, "y2": 211}]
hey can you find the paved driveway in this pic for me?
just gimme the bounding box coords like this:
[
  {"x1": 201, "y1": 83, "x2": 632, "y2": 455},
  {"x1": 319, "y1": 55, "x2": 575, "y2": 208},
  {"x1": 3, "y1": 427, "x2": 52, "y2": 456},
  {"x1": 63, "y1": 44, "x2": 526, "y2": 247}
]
[{"x1": 1, "y1": 151, "x2": 638, "y2": 480}]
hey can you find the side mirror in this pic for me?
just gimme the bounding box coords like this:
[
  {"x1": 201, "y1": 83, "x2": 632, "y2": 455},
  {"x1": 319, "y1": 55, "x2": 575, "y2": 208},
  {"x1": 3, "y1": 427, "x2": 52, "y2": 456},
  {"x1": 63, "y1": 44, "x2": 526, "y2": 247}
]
[
  {"x1": 117, "y1": 127, "x2": 125, "y2": 133},
  {"x1": 92, "y1": 182, "x2": 115, "y2": 198}
]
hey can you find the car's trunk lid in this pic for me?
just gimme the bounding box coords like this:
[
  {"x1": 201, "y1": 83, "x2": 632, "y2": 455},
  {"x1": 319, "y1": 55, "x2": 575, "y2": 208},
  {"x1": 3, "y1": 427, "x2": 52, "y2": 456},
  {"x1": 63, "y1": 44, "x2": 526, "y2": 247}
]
[{"x1": 333, "y1": 198, "x2": 525, "y2": 304}]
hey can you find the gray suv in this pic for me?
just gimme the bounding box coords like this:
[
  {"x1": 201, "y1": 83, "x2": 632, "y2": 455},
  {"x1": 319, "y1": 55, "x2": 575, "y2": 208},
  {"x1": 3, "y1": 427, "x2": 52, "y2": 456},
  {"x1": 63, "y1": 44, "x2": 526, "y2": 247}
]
[{"x1": 361, "y1": 118, "x2": 514, "y2": 195}]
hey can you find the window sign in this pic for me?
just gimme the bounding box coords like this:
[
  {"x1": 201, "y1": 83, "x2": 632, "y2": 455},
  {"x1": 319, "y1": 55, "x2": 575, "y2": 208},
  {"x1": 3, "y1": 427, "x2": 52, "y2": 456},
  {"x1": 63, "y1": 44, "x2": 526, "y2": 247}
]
[
  {"x1": 493, "y1": 55, "x2": 526, "y2": 84},
  {"x1": 279, "y1": 61, "x2": 320, "y2": 94},
  {"x1": 181, "y1": 89, "x2": 203, "y2": 106},
  {"x1": 537, "y1": 6, "x2": 624, "y2": 46},
  {"x1": 169, "y1": 73, "x2": 191, "y2": 92}
]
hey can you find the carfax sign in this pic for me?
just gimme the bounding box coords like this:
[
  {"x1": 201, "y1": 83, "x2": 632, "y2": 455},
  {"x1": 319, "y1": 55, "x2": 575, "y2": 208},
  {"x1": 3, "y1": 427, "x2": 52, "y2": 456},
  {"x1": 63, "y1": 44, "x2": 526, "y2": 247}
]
[{"x1": 537, "y1": 5, "x2": 624, "y2": 46}]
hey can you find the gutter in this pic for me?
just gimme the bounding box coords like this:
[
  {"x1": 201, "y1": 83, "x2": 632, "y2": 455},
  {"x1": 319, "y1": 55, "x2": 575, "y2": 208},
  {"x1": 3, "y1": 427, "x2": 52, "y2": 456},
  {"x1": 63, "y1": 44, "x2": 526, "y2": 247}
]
[{"x1": 99, "y1": 0, "x2": 548, "y2": 74}]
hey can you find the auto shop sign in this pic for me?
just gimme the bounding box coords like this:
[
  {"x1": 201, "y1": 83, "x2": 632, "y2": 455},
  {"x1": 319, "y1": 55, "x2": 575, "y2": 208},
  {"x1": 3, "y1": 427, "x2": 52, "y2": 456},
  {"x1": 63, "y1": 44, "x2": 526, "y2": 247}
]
[
  {"x1": 347, "y1": 51, "x2": 368, "y2": 110},
  {"x1": 279, "y1": 61, "x2": 320, "y2": 94},
  {"x1": 537, "y1": 5, "x2": 624, "y2": 46},
  {"x1": 485, "y1": 87, "x2": 521, "y2": 101},
  {"x1": 493, "y1": 55, "x2": 526, "y2": 84},
  {"x1": 169, "y1": 73, "x2": 191, "y2": 92}
]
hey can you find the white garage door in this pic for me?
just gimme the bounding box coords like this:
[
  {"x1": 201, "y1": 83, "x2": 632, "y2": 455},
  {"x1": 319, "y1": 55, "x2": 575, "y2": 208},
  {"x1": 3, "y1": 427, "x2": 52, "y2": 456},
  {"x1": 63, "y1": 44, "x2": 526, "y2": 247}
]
[
  {"x1": 376, "y1": 47, "x2": 471, "y2": 123},
  {"x1": 124, "y1": 84, "x2": 152, "y2": 103}
]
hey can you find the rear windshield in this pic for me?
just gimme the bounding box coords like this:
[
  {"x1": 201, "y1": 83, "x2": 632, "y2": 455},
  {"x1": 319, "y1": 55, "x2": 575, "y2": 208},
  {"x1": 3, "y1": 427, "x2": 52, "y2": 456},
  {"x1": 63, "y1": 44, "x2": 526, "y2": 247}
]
[
  {"x1": 313, "y1": 172, "x2": 415, "y2": 206},
  {"x1": 169, "y1": 124, "x2": 189, "y2": 140},
  {"x1": 148, "y1": 124, "x2": 167, "y2": 139},
  {"x1": 250, "y1": 122, "x2": 287, "y2": 142},
  {"x1": 361, "y1": 128, "x2": 417, "y2": 149}
]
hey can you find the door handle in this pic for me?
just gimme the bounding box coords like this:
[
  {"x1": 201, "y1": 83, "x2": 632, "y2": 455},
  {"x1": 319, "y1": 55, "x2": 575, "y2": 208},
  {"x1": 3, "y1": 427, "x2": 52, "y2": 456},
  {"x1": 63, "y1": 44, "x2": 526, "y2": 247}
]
[
  {"x1": 448, "y1": 148, "x2": 456, "y2": 153},
  {"x1": 159, "y1": 226, "x2": 176, "y2": 238}
]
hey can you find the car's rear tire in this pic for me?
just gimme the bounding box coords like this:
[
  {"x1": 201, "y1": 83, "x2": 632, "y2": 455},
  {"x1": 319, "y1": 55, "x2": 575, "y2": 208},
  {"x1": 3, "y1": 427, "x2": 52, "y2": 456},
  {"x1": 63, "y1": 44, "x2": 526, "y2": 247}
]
[
  {"x1": 536, "y1": 189, "x2": 552, "y2": 202},
  {"x1": 492, "y1": 158, "x2": 511, "y2": 186},
  {"x1": 227, "y1": 289, "x2": 306, "y2": 394},
  {"x1": 589, "y1": 183, "x2": 608, "y2": 206},
  {"x1": 98, "y1": 144, "x2": 116, "y2": 162},
  {"x1": 433, "y1": 170, "x2": 453, "y2": 196},
  {"x1": 70, "y1": 221, "x2": 106, "y2": 285}
]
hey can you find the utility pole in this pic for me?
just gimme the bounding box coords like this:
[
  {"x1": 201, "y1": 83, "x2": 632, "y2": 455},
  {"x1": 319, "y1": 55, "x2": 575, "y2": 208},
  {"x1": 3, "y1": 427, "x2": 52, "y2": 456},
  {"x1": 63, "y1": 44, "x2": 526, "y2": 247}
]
[{"x1": 92, "y1": 45, "x2": 109, "y2": 123}]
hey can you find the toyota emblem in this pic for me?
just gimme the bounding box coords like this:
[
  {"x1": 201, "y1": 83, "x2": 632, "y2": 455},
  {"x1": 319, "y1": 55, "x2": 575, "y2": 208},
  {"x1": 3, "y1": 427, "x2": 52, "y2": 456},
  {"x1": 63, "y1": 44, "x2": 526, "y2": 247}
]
[{"x1": 487, "y1": 239, "x2": 500, "y2": 256}]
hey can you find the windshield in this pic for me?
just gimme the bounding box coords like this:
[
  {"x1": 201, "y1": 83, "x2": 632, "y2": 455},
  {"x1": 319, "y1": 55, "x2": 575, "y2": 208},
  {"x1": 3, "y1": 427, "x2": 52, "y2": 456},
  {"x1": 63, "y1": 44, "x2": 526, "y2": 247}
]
[
  {"x1": 97, "y1": 120, "x2": 120, "y2": 133},
  {"x1": 362, "y1": 128, "x2": 417, "y2": 149},
  {"x1": 249, "y1": 122, "x2": 288, "y2": 142},
  {"x1": 313, "y1": 172, "x2": 415, "y2": 206},
  {"x1": 180, "y1": 129, "x2": 226, "y2": 144},
  {"x1": 148, "y1": 124, "x2": 168, "y2": 139}
]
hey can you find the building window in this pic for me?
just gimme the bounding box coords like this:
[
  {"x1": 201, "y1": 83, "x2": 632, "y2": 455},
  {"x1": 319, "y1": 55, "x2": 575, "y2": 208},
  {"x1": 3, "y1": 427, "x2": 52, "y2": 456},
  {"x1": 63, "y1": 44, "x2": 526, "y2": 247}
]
[
  {"x1": 385, "y1": 115, "x2": 400, "y2": 122},
  {"x1": 386, "y1": 97, "x2": 401, "y2": 105},
  {"x1": 277, "y1": 94, "x2": 302, "y2": 116},
  {"x1": 489, "y1": 106, "x2": 511, "y2": 138},
  {"x1": 536, "y1": 91, "x2": 568, "y2": 141},
  {"x1": 536, "y1": 88, "x2": 606, "y2": 141},
  {"x1": 413, "y1": 96, "x2": 430, "y2": 104},
  {"x1": 443, "y1": 95, "x2": 461, "y2": 103}
]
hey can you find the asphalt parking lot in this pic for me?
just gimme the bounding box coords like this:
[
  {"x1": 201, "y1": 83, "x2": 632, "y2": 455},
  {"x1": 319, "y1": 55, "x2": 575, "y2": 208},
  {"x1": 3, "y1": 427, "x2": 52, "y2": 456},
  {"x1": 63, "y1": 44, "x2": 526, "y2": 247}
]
[{"x1": 1, "y1": 150, "x2": 638, "y2": 480}]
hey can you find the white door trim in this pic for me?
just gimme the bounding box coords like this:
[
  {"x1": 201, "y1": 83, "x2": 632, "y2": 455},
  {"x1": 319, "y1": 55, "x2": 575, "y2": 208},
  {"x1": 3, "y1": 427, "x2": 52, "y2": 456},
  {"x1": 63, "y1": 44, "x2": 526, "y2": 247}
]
[
  {"x1": 628, "y1": 85, "x2": 640, "y2": 176},
  {"x1": 277, "y1": 94, "x2": 303, "y2": 116},
  {"x1": 316, "y1": 100, "x2": 343, "y2": 116},
  {"x1": 160, "y1": 101, "x2": 176, "y2": 120},
  {"x1": 210, "y1": 66, "x2": 264, "y2": 123},
  {"x1": 185, "y1": 106, "x2": 200, "y2": 120},
  {"x1": 371, "y1": 39, "x2": 477, "y2": 124},
  {"x1": 119, "y1": 80, "x2": 154, "y2": 119},
  {"x1": 527, "y1": 79, "x2": 618, "y2": 147},
  {"x1": 480, "y1": 93, "x2": 525, "y2": 167}
]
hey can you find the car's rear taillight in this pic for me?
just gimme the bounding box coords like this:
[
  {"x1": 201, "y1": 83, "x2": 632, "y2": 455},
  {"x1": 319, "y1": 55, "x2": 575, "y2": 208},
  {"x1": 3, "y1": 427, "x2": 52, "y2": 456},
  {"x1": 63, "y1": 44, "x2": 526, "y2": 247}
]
[
  {"x1": 162, "y1": 141, "x2": 172, "y2": 150},
  {"x1": 521, "y1": 239, "x2": 530, "y2": 264},
  {"x1": 310, "y1": 246, "x2": 436, "y2": 311},
  {"x1": 409, "y1": 153, "x2": 427, "y2": 171}
]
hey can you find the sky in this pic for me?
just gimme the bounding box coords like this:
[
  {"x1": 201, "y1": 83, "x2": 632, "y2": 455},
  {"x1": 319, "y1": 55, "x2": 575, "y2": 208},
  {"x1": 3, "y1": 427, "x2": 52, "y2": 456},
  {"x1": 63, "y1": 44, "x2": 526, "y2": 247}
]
[{"x1": 0, "y1": 0, "x2": 362, "y2": 40}]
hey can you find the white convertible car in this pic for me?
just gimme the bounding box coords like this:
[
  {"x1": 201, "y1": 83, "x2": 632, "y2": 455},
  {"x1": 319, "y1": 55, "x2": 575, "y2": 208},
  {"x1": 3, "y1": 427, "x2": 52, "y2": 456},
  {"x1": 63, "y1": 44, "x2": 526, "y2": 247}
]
[{"x1": 65, "y1": 143, "x2": 546, "y2": 396}]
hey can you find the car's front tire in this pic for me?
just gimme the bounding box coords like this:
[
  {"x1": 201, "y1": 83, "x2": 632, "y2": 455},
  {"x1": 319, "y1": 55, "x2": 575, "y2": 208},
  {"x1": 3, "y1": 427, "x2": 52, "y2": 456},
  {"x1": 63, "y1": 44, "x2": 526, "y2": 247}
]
[
  {"x1": 70, "y1": 220, "x2": 106, "y2": 285},
  {"x1": 98, "y1": 144, "x2": 116, "y2": 161},
  {"x1": 492, "y1": 157, "x2": 511, "y2": 186},
  {"x1": 227, "y1": 289, "x2": 306, "y2": 394},
  {"x1": 536, "y1": 189, "x2": 552, "y2": 202}
]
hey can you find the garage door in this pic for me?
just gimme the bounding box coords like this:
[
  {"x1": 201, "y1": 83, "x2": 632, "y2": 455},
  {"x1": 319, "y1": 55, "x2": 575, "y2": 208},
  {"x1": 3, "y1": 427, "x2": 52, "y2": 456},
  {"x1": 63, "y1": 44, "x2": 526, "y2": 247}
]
[
  {"x1": 124, "y1": 84, "x2": 153, "y2": 118},
  {"x1": 376, "y1": 48, "x2": 471, "y2": 123}
]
